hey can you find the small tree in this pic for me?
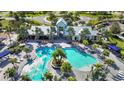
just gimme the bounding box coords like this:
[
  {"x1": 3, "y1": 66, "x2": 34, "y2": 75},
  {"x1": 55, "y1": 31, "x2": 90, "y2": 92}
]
[
  {"x1": 21, "y1": 75, "x2": 31, "y2": 81},
  {"x1": 110, "y1": 22, "x2": 121, "y2": 34},
  {"x1": 23, "y1": 47, "x2": 31, "y2": 58},
  {"x1": 80, "y1": 28, "x2": 90, "y2": 41},
  {"x1": 92, "y1": 44, "x2": 99, "y2": 49},
  {"x1": 82, "y1": 40, "x2": 89, "y2": 46},
  {"x1": 9, "y1": 57, "x2": 17, "y2": 68},
  {"x1": 52, "y1": 48, "x2": 66, "y2": 66},
  {"x1": 5, "y1": 68, "x2": 16, "y2": 80},
  {"x1": 61, "y1": 62, "x2": 72, "y2": 76},
  {"x1": 44, "y1": 71, "x2": 53, "y2": 81},
  {"x1": 121, "y1": 50, "x2": 124, "y2": 60},
  {"x1": 90, "y1": 63, "x2": 106, "y2": 81},
  {"x1": 104, "y1": 59, "x2": 115, "y2": 69},
  {"x1": 102, "y1": 49, "x2": 110, "y2": 57},
  {"x1": 67, "y1": 76, "x2": 76, "y2": 81},
  {"x1": 67, "y1": 27, "x2": 75, "y2": 40}
]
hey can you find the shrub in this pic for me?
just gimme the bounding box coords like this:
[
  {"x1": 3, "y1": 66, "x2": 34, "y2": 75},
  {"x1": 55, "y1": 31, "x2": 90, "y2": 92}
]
[
  {"x1": 92, "y1": 44, "x2": 99, "y2": 49},
  {"x1": 67, "y1": 76, "x2": 76, "y2": 81},
  {"x1": 82, "y1": 40, "x2": 89, "y2": 46},
  {"x1": 44, "y1": 71, "x2": 53, "y2": 81},
  {"x1": 103, "y1": 49, "x2": 110, "y2": 57},
  {"x1": 61, "y1": 62, "x2": 72, "y2": 74}
]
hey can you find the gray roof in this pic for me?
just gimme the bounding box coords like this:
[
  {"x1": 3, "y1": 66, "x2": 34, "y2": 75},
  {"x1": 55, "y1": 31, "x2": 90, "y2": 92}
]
[
  {"x1": 56, "y1": 18, "x2": 67, "y2": 26},
  {"x1": 27, "y1": 26, "x2": 51, "y2": 35},
  {"x1": 89, "y1": 30, "x2": 98, "y2": 36},
  {"x1": 65, "y1": 26, "x2": 93, "y2": 36}
]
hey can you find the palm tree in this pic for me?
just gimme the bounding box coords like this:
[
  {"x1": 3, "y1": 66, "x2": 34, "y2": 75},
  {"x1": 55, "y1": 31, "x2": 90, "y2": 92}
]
[
  {"x1": 67, "y1": 76, "x2": 76, "y2": 81},
  {"x1": 49, "y1": 26, "x2": 56, "y2": 41},
  {"x1": 35, "y1": 27, "x2": 41, "y2": 40},
  {"x1": 21, "y1": 75, "x2": 31, "y2": 81},
  {"x1": 90, "y1": 63, "x2": 106, "y2": 81},
  {"x1": 102, "y1": 49, "x2": 110, "y2": 57},
  {"x1": 23, "y1": 47, "x2": 31, "y2": 59},
  {"x1": 72, "y1": 12, "x2": 80, "y2": 21},
  {"x1": 44, "y1": 71, "x2": 53, "y2": 81},
  {"x1": 4, "y1": 67, "x2": 16, "y2": 80},
  {"x1": 17, "y1": 24, "x2": 29, "y2": 42},
  {"x1": 67, "y1": 27, "x2": 75, "y2": 40},
  {"x1": 110, "y1": 22, "x2": 121, "y2": 34},
  {"x1": 52, "y1": 48, "x2": 66, "y2": 66},
  {"x1": 104, "y1": 59, "x2": 115, "y2": 69},
  {"x1": 9, "y1": 57, "x2": 17, "y2": 68},
  {"x1": 80, "y1": 28, "x2": 90, "y2": 41},
  {"x1": 47, "y1": 12, "x2": 56, "y2": 21},
  {"x1": 61, "y1": 62, "x2": 72, "y2": 76}
]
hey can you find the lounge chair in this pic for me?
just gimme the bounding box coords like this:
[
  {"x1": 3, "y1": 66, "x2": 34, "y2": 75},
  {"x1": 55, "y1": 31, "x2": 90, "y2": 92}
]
[{"x1": 113, "y1": 71, "x2": 124, "y2": 81}]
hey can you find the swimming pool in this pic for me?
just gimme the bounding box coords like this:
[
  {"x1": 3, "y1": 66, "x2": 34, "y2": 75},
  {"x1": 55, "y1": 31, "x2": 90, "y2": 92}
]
[{"x1": 27, "y1": 47, "x2": 96, "y2": 80}]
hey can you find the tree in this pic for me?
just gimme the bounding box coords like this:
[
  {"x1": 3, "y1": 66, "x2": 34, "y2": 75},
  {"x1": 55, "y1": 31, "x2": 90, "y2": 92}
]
[
  {"x1": 67, "y1": 76, "x2": 76, "y2": 81},
  {"x1": 35, "y1": 27, "x2": 44, "y2": 40},
  {"x1": 21, "y1": 75, "x2": 31, "y2": 81},
  {"x1": 4, "y1": 68, "x2": 16, "y2": 80},
  {"x1": 121, "y1": 50, "x2": 124, "y2": 60},
  {"x1": 110, "y1": 22, "x2": 121, "y2": 34},
  {"x1": 104, "y1": 59, "x2": 115, "y2": 69},
  {"x1": 47, "y1": 12, "x2": 56, "y2": 21},
  {"x1": 80, "y1": 28, "x2": 90, "y2": 41},
  {"x1": 103, "y1": 30, "x2": 112, "y2": 39},
  {"x1": 92, "y1": 44, "x2": 99, "y2": 49},
  {"x1": 82, "y1": 40, "x2": 89, "y2": 46},
  {"x1": 119, "y1": 14, "x2": 123, "y2": 19},
  {"x1": 52, "y1": 48, "x2": 66, "y2": 66},
  {"x1": 44, "y1": 71, "x2": 53, "y2": 81},
  {"x1": 49, "y1": 26, "x2": 56, "y2": 41},
  {"x1": 91, "y1": 63, "x2": 106, "y2": 81},
  {"x1": 17, "y1": 23, "x2": 29, "y2": 42},
  {"x1": 9, "y1": 57, "x2": 17, "y2": 68},
  {"x1": 5, "y1": 26, "x2": 12, "y2": 44},
  {"x1": 67, "y1": 27, "x2": 75, "y2": 40},
  {"x1": 23, "y1": 47, "x2": 31, "y2": 58},
  {"x1": 72, "y1": 12, "x2": 80, "y2": 21},
  {"x1": 61, "y1": 62, "x2": 72, "y2": 76},
  {"x1": 102, "y1": 49, "x2": 110, "y2": 57}
]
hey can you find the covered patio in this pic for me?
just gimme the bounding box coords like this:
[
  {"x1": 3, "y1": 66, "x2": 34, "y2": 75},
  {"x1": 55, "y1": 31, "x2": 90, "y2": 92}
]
[
  {"x1": 0, "y1": 50, "x2": 11, "y2": 59},
  {"x1": 108, "y1": 44, "x2": 121, "y2": 52}
]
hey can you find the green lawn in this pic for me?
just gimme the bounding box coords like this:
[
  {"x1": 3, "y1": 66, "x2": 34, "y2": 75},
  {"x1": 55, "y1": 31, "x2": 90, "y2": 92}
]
[
  {"x1": 6, "y1": 12, "x2": 45, "y2": 17},
  {"x1": 0, "y1": 20, "x2": 9, "y2": 28},
  {"x1": 109, "y1": 37, "x2": 124, "y2": 49},
  {"x1": 79, "y1": 12, "x2": 118, "y2": 19}
]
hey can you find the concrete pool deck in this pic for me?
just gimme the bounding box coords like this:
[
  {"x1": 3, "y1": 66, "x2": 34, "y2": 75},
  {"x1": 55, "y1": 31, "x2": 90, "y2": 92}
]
[
  {"x1": 20, "y1": 42, "x2": 96, "y2": 80},
  {"x1": 20, "y1": 41, "x2": 124, "y2": 81}
]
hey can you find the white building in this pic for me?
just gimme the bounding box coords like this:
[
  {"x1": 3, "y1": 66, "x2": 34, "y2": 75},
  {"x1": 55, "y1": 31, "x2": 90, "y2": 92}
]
[{"x1": 27, "y1": 18, "x2": 100, "y2": 41}]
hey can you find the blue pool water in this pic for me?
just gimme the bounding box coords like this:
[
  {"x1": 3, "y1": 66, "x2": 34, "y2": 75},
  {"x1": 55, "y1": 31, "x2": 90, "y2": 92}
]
[{"x1": 28, "y1": 47, "x2": 96, "y2": 80}]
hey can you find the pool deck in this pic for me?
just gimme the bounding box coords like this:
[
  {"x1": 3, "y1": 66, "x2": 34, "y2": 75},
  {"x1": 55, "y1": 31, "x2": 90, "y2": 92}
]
[{"x1": 18, "y1": 41, "x2": 124, "y2": 81}]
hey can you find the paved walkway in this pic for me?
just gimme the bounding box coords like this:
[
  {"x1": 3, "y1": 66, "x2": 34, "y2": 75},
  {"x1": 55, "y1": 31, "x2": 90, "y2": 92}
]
[{"x1": 15, "y1": 59, "x2": 28, "y2": 79}]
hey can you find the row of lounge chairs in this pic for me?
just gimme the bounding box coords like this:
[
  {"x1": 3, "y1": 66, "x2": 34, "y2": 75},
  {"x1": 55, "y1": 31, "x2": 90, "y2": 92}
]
[{"x1": 113, "y1": 71, "x2": 124, "y2": 81}]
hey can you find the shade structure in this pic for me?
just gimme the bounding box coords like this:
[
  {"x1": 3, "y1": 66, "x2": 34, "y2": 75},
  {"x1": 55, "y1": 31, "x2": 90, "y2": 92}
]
[
  {"x1": 108, "y1": 44, "x2": 121, "y2": 52},
  {"x1": 0, "y1": 50, "x2": 11, "y2": 58}
]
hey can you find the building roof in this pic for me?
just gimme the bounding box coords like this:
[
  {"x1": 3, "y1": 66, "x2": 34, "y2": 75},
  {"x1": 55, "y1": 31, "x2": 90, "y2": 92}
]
[
  {"x1": 27, "y1": 26, "x2": 51, "y2": 35},
  {"x1": 89, "y1": 30, "x2": 98, "y2": 36},
  {"x1": 65, "y1": 26, "x2": 92, "y2": 36},
  {"x1": 56, "y1": 18, "x2": 67, "y2": 26}
]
